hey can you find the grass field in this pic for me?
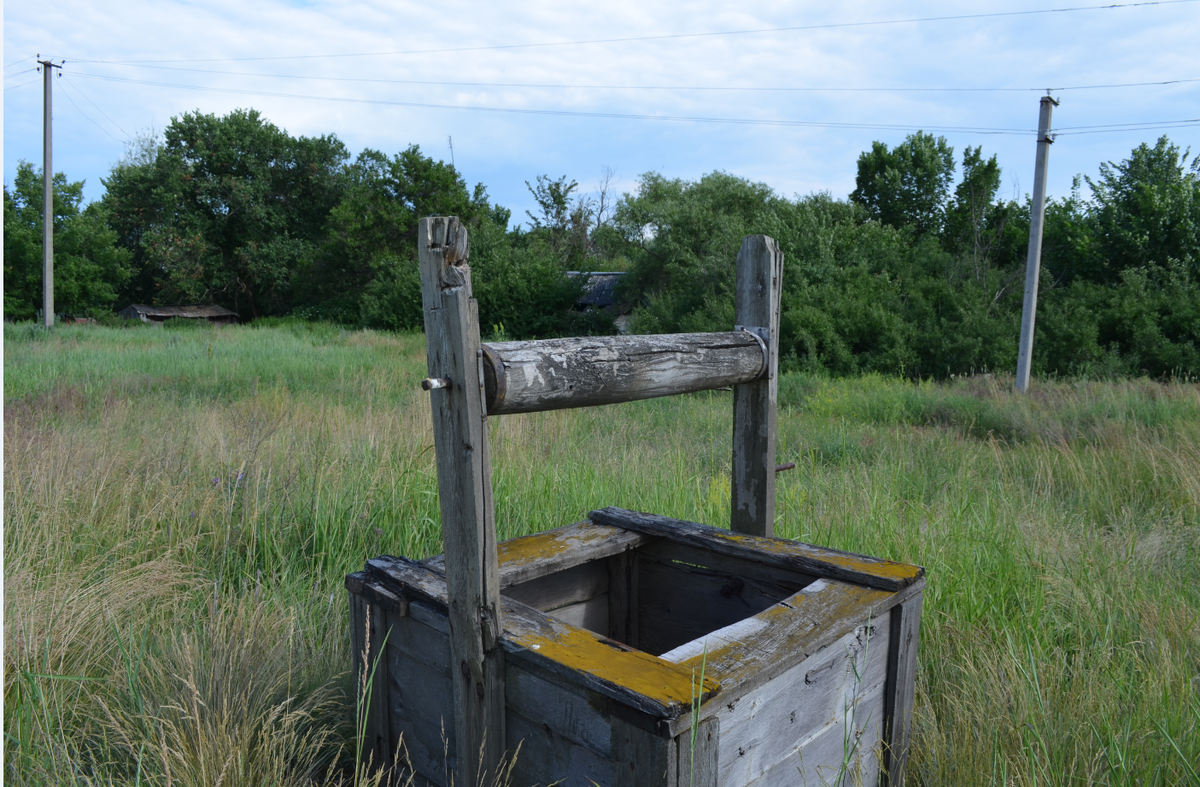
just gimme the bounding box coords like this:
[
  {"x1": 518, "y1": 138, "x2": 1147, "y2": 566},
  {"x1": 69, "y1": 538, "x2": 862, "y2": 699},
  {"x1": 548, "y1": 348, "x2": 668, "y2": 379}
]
[{"x1": 4, "y1": 321, "x2": 1199, "y2": 786}]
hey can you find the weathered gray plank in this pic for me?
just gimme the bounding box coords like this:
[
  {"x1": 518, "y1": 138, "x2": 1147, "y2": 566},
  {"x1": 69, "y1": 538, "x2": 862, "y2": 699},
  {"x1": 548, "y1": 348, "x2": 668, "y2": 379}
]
[
  {"x1": 636, "y1": 552, "x2": 805, "y2": 657},
  {"x1": 387, "y1": 644, "x2": 457, "y2": 785},
  {"x1": 607, "y1": 550, "x2": 635, "y2": 646},
  {"x1": 503, "y1": 558, "x2": 608, "y2": 612},
  {"x1": 715, "y1": 622, "x2": 890, "y2": 787},
  {"x1": 418, "y1": 216, "x2": 505, "y2": 787},
  {"x1": 745, "y1": 689, "x2": 886, "y2": 787},
  {"x1": 547, "y1": 593, "x2": 610, "y2": 632},
  {"x1": 387, "y1": 610, "x2": 450, "y2": 677},
  {"x1": 881, "y1": 592, "x2": 923, "y2": 786},
  {"x1": 676, "y1": 716, "x2": 720, "y2": 787},
  {"x1": 611, "y1": 714, "x2": 675, "y2": 787},
  {"x1": 589, "y1": 508, "x2": 925, "y2": 593},
  {"x1": 639, "y1": 540, "x2": 817, "y2": 599},
  {"x1": 350, "y1": 594, "x2": 395, "y2": 776},
  {"x1": 507, "y1": 708, "x2": 615, "y2": 787},
  {"x1": 505, "y1": 662, "x2": 614, "y2": 758},
  {"x1": 423, "y1": 521, "x2": 653, "y2": 587},
  {"x1": 731, "y1": 235, "x2": 783, "y2": 537},
  {"x1": 482, "y1": 332, "x2": 766, "y2": 415}
]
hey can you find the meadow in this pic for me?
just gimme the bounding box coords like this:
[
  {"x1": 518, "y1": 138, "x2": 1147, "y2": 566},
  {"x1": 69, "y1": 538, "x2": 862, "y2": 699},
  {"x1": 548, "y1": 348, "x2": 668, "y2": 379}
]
[{"x1": 4, "y1": 321, "x2": 1199, "y2": 786}]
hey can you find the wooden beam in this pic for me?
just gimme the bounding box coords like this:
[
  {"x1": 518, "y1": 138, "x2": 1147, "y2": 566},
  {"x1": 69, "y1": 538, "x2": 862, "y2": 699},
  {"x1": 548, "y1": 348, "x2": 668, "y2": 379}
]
[
  {"x1": 480, "y1": 332, "x2": 766, "y2": 415},
  {"x1": 882, "y1": 594, "x2": 924, "y2": 786},
  {"x1": 418, "y1": 216, "x2": 505, "y2": 786},
  {"x1": 731, "y1": 235, "x2": 783, "y2": 536}
]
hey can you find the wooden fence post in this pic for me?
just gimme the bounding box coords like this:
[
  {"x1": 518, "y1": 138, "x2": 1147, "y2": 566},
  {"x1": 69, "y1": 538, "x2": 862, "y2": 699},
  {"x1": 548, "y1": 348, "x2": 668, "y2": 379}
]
[
  {"x1": 418, "y1": 216, "x2": 505, "y2": 787},
  {"x1": 731, "y1": 235, "x2": 783, "y2": 537}
]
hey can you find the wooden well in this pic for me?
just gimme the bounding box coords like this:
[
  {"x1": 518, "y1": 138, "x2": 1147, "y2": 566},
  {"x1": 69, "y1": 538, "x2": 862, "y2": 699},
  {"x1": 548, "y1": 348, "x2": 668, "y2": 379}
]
[{"x1": 347, "y1": 218, "x2": 924, "y2": 787}]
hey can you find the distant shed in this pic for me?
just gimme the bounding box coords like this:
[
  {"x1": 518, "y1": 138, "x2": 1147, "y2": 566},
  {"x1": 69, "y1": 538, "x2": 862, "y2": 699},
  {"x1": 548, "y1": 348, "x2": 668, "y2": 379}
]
[
  {"x1": 568, "y1": 271, "x2": 633, "y2": 333},
  {"x1": 117, "y1": 304, "x2": 239, "y2": 326}
]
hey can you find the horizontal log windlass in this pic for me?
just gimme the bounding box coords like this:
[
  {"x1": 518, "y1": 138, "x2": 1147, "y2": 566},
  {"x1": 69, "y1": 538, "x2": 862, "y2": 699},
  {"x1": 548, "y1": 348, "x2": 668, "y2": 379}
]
[{"x1": 479, "y1": 331, "x2": 767, "y2": 415}]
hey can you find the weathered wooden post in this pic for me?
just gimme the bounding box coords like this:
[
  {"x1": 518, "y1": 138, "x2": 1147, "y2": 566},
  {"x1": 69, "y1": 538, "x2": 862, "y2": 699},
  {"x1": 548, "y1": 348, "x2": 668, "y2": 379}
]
[
  {"x1": 418, "y1": 216, "x2": 505, "y2": 786},
  {"x1": 731, "y1": 235, "x2": 783, "y2": 537}
]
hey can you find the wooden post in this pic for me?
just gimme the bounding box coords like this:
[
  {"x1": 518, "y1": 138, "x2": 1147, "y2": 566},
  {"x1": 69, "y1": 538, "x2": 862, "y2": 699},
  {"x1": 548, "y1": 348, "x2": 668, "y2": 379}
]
[
  {"x1": 731, "y1": 235, "x2": 783, "y2": 537},
  {"x1": 418, "y1": 216, "x2": 505, "y2": 787}
]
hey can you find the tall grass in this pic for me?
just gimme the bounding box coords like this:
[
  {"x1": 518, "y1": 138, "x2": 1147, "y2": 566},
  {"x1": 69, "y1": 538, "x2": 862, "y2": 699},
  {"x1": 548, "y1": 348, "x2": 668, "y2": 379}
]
[{"x1": 5, "y1": 322, "x2": 1199, "y2": 785}]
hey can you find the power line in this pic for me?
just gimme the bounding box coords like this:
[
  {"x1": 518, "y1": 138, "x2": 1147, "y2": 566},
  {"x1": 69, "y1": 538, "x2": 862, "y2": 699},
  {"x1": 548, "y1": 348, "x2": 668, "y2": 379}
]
[
  {"x1": 4, "y1": 55, "x2": 34, "y2": 69},
  {"x1": 66, "y1": 0, "x2": 1199, "y2": 65},
  {"x1": 67, "y1": 62, "x2": 1200, "y2": 95},
  {"x1": 68, "y1": 71, "x2": 1037, "y2": 134},
  {"x1": 6, "y1": 67, "x2": 38, "y2": 79},
  {"x1": 57, "y1": 76, "x2": 125, "y2": 143},
  {"x1": 4, "y1": 78, "x2": 40, "y2": 92},
  {"x1": 60, "y1": 75, "x2": 131, "y2": 138}
]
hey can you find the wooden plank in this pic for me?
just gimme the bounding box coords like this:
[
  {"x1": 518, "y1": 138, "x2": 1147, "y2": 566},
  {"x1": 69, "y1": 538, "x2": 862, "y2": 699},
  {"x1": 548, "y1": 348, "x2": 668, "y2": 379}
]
[
  {"x1": 731, "y1": 235, "x2": 783, "y2": 537},
  {"x1": 548, "y1": 593, "x2": 610, "y2": 632},
  {"x1": 611, "y1": 714, "x2": 675, "y2": 787},
  {"x1": 387, "y1": 644, "x2": 457, "y2": 785},
  {"x1": 676, "y1": 716, "x2": 720, "y2": 787},
  {"x1": 423, "y1": 521, "x2": 653, "y2": 587},
  {"x1": 607, "y1": 550, "x2": 634, "y2": 646},
  {"x1": 589, "y1": 508, "x2": 925, "y2": 593},
  {"x1": 881, "y1": 592, "x2": 923, "y2": 786},
  {"x1": 714, "y1": 622, "x2": 891, "y2": 787},
  {"x1": 503, "y1": 559, "x2": 609, "y2": 612},
  {"x1": 636, "y1": 555, "x2": 795, "y2": 657},
  {"x1": 350, "y1": 596, "x2": 394, "y2": 776},
  {"x1": 388, "y1": 607, "x2": 450, "y2": 677},
  {"x1": 640, "y1": 540, "x2": 817, "y2": 598},
  {"x1": 507, "y1": 708, "x2": 614, "y2": 787},
  {"x1": 482, "y1": 332, "x2": 766, "y2": 415},
  {"x1": 505, "y1": 662, "x2": 614, "y2": 758},
  {"x1": 744, "y1": 689, "x2": 886, "y2": 787},
  {"x1": 418, "y1": 216, "x2": 505, "y2": 787}
]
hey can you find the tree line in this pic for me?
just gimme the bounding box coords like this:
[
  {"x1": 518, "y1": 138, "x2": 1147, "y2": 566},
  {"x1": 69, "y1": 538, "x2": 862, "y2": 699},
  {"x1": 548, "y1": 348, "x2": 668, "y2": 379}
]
[{"x1": 4, "y1": 108, "x2": 1198, "y2": 378}]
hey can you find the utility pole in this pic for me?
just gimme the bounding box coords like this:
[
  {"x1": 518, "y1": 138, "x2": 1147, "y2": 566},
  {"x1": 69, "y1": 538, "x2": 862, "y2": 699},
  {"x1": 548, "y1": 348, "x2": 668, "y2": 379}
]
[
  {"x1": 1016, "y1": 94, "x2": 1058, "y2": 392},
  {"x1": 38, "y1": 56, "x2": 62, "y2": 328}
]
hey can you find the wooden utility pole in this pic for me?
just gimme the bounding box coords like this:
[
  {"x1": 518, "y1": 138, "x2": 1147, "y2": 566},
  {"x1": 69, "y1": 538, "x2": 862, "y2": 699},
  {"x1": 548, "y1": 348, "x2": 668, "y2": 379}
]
[
  {"x1": 1016, "y1": 95, "x2": 1059, "y2": 392},
  {"x1": 731, "y1": 235, "x2": 783, "y2": 537},
  {"x1": 418, "y1": 217, "x2": 505, "y2": 787},
  {"x1": 38, "y1": 57, "x2": 61, "y2": 328}
]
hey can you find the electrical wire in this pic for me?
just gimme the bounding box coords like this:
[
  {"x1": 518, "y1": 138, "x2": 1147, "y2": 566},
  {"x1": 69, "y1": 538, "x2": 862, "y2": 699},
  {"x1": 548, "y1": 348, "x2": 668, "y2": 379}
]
[
  {"x1": 67, "y1": 71, "x2": 1040, "y2": 134},
  {"x1": 63, "y1": 62, "x2": 1200, "y2": 95},
  {"x1": 4, "y1": 78, "x2": 40, "y2": 91},
  {"x1": 60, "y1": 75, "x2": 131, "y2": 138},
  {"x1": 56, "y1": 77, "x2": 124, "y2": 143},
  {"x1": 5, "y1": 67, "x2": 37, "y2": 79},
  {"x1": 65, "y1": 0, "x2": 1199, "y2": 64},
  {"x1": 4, "y1": 55, "x2": 34, "y2": 69}
]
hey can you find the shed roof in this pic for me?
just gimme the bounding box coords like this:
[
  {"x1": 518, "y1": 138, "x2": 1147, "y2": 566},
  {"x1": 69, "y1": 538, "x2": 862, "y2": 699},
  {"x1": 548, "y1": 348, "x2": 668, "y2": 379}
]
[{"x1": 119, "y1": 304, "x2": 239, "y2": 320}]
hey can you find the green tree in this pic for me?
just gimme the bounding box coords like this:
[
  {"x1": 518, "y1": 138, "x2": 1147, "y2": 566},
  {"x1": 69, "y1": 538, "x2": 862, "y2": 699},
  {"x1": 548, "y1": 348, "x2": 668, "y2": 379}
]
[
  {"x1": 102, "y1": 109, "x2": 348, "y2": 318},
  {"x1": 3, "y1": 161, "x2": 131, "y2": 320},
  {"x1": 1086, "y1": 135, "x2": 1200, "y2": 283},
  {"x1": 851, "y1": 131, "x2": 956, "y2": 236}
]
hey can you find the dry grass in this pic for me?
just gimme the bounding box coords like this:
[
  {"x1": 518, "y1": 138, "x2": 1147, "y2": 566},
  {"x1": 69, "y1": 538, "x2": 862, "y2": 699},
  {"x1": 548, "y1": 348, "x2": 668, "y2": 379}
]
[{"x1": 5, "y1": 323, "x2": 1199, "y2": 785}]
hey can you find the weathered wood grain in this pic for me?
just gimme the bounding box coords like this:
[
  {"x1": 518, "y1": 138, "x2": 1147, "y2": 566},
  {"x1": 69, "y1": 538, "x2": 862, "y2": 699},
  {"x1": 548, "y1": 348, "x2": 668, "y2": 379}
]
[
  {"x1": 423, "y1": 521, "x2": 653, "y2": 587},
  {"x1": 676, "y1": 716, "x2": 720, "y2": 787},
  {"x1": 882, "y1": 593, "x2": 923, "y2": 786},
  {"x1": 546, "y1": 593, "x2": 610, "y2": 632},
  {"x1": 611, "y1": 714, "x2": 676, "y2": 787},
  {"x1": 640, "y1": 539, "x2": 817, "y2": 598},
  {"x1": 387, "y1": 644, "x2": 457, "y2": 784},
  {"x1": 731, "y1": 235, "x2": 783, "y2": 537},
  {"x1": 349, "y1": 591, "x2": 395, "y2": 776},
  {"x1": 636, "y1": 554, "x2": 796, "y2": 657},
  {"x1": 589, "y1": 508, "x2": 925, "y2": 592},
  {"x1": 507, "y1": 708, "x2": 615, "y2": 787},
  {"x1": 481, "y1": 332, "x2": 766, "y2": 415},
  {"x1": 502, "y1": 558, "x2": 608, "y2": 612},
  {"x1": 714, "y1": 622, "x2": 890, "y2": 787},
  {"x1": 418, "y1": 216, "x2": 505, "y2": 787},
  {"x1": 505, "y1": 662, "x2": 614, "y2": 758},
  {"x1": 607, "y1": 550, "x2": 637, "y2": 646}
]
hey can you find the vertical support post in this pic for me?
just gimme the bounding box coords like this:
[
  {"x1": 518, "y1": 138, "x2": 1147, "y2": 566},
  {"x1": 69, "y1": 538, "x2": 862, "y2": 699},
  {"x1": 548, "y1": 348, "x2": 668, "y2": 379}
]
[
  {"x1": 882, "y1": 593, "x2": 923, "y2": 786},
  {"x1": 731, "y1": 235, "x2": 783, "y2": 537},
  {"x1": 418, "y1": 216, "x2": 505, "y2": 787},
  {"x1": 1016, "y1": 95, "x2": 1058, "y2": 393},
  {"x1": 40, "y1": 59, "x2": 57, "y2": 328}
]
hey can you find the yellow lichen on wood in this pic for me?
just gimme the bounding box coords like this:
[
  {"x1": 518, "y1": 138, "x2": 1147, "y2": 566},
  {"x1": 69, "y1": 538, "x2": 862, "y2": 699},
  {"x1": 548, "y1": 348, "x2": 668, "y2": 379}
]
[
  {"x1": 705, "y1": 528, "x2": 924, "y2": 583},
  {"x1": 511, "y1": 624, "x2": 720, "y2": 710}
]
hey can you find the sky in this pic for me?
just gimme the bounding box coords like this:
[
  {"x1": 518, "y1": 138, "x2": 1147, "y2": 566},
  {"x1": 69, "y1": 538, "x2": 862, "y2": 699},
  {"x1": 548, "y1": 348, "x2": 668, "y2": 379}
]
[{"x1": 4, "y1": 0, "x2": 1199, "y2": 225}]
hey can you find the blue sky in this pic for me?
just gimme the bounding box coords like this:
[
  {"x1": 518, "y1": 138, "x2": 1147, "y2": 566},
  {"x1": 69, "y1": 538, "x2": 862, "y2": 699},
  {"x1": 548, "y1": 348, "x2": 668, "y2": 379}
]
[{"x1": 4, "y1": 0, "x2": 1198, "y2": 225}]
